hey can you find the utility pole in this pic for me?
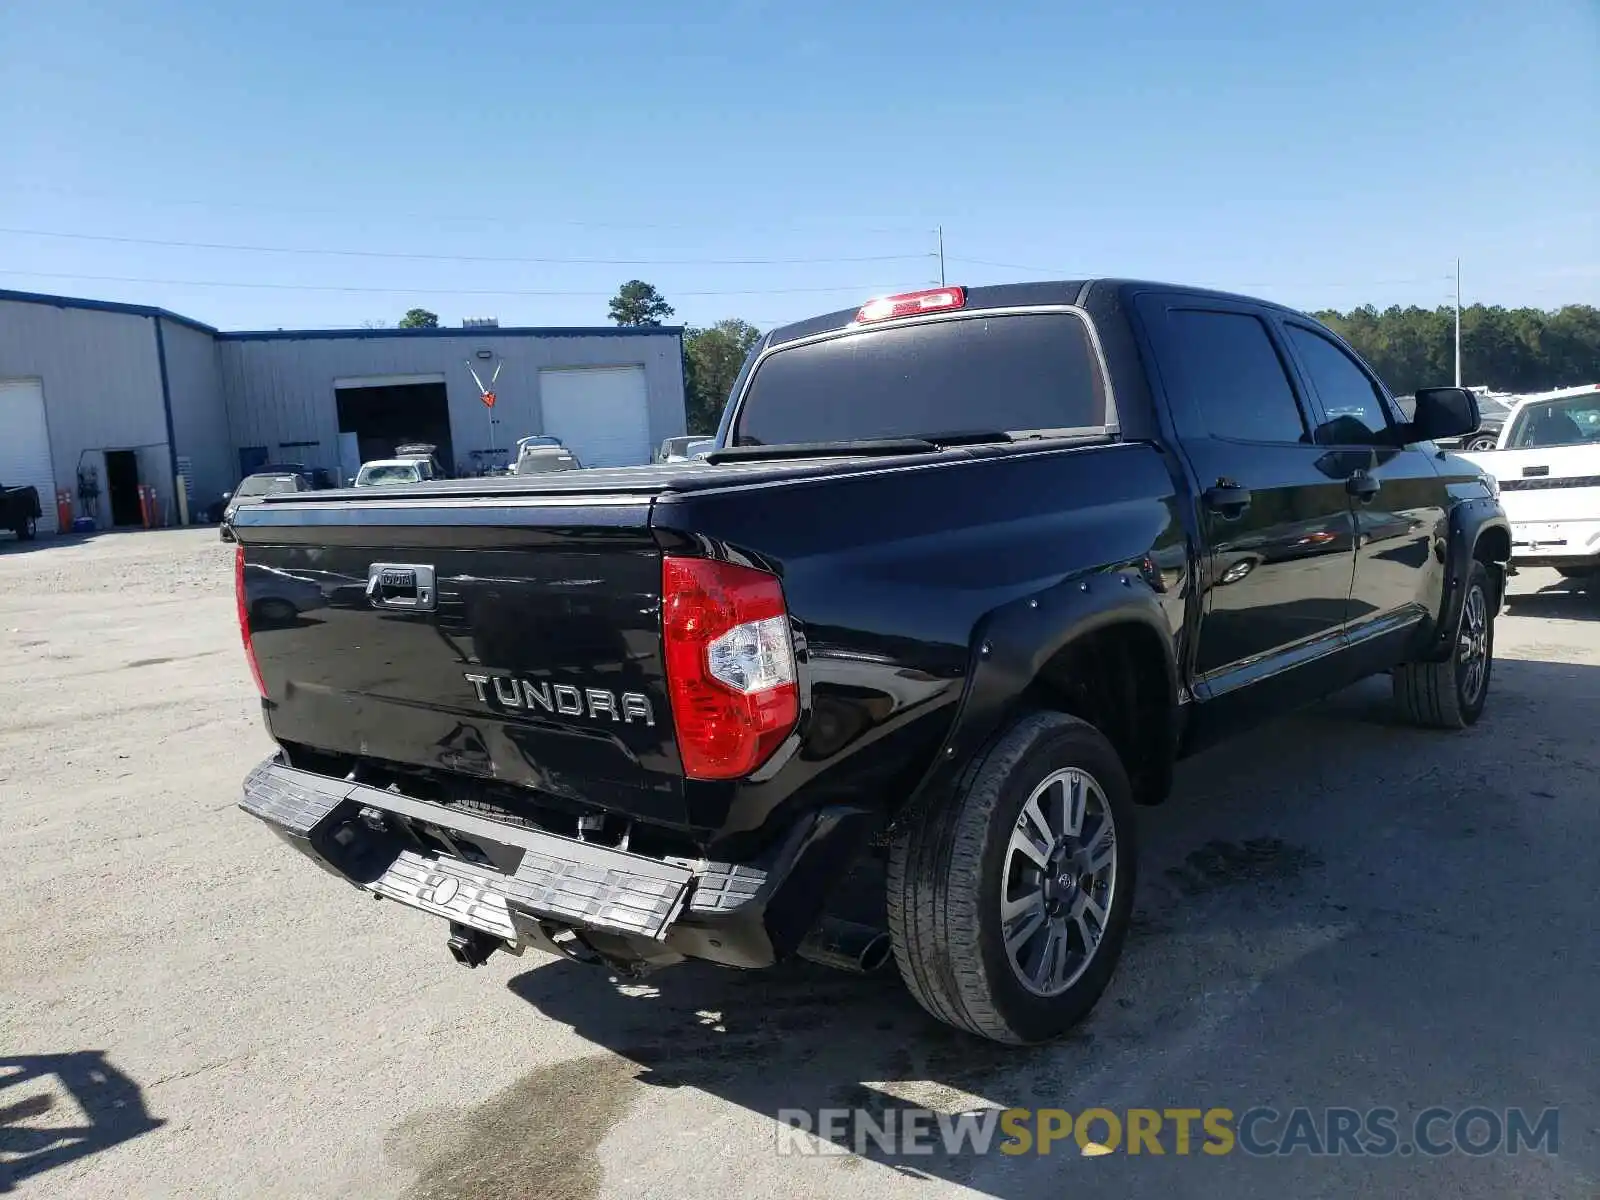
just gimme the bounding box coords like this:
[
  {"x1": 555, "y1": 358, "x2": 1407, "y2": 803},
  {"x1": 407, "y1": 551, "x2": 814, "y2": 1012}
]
[
  {"x1": 1454, "y1": 257, "x2": 1463, "y2": 388},
  {"x1": 936, "y1": 225, "x2": 946, "y2": 286}
]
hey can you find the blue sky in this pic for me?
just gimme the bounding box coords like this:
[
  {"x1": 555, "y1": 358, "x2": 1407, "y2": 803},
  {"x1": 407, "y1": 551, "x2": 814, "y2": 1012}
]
[{"x1": 1, "y1": 0, "x2": 1595, "y2": 331}]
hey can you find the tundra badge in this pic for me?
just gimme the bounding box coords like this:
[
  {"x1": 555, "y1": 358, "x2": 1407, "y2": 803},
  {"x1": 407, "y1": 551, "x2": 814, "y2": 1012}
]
[{"x1": 465, "y1": 672, "x2": 656, "y2": 726}]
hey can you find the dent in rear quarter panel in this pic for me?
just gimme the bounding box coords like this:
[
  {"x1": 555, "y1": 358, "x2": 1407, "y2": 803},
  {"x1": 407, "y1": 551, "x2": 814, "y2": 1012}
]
[{"x1": 653, "y1": 442, "x2": 1190, "y2": 854}]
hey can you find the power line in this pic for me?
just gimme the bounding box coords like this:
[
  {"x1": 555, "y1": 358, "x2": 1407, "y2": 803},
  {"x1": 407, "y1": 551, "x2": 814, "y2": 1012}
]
[
  {"x1": 2, "y1": 182, "x2": 935, "y2": 236},
  {"x1": 944, "y1": 256, "x2": 1458, "y2": 292},
  {"x1": 0, "y1": 225, "x2": 931, "y2": 267},
  {"x1": 0, "y1": 269, "x2": 901, "y2": 298}
]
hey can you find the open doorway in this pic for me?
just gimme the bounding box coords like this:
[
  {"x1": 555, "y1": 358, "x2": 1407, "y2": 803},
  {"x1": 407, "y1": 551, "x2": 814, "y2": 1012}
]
[
  {"x1": 334, "y1": 381, "x2": 453, "y2": 474},
  {"x1": 104, "y1": 450, "x2": 142, "y2": 527}
]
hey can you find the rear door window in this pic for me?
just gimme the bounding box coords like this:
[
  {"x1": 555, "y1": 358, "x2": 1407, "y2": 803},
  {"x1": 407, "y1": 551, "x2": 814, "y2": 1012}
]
[
  {"x1": 731, "y1": 313, "x2": 1107, "y2": 447},
  {"x1": 1158, "y1": 310, "x2": 1310, "y2": 443}
]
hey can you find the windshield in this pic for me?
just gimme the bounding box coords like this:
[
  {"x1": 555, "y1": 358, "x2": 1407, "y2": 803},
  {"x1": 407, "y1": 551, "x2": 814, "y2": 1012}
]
[
  {"x1": 355, "y1": 464, "x2": 422, "y2": 486},
  {"x1": 1504, "y1": 396, "x2": 1600, "y2": 449},
  {"x1": 235, "y1": 474, "x2": 302, "y2": 497},
  {"x1": 732, "y1": 313, "x2": 1107, "y2": 448}
]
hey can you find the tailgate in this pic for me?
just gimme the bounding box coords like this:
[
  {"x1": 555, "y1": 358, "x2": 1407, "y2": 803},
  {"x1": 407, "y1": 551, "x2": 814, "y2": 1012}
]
[{"x1": 234, "y1": 487, "x2": 685, "y2": 828}]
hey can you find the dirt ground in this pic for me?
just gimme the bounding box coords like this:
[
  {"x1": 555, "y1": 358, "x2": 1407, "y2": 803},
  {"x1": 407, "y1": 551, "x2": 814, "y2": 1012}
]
[{"x1": 2, "y1": 528, "x2": 1596, "y2": 1199}]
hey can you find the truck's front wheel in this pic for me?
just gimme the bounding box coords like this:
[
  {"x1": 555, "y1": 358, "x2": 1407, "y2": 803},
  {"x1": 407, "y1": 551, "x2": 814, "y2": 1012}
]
[{"x1": 887, "y1": 712, "x2": 1137, "y2": 1044}]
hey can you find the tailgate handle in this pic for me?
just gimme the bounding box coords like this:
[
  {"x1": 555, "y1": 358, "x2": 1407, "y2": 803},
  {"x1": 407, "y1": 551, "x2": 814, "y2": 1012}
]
[{"x1": 366, "y1": 563, "x2": 437, "y2": 611}]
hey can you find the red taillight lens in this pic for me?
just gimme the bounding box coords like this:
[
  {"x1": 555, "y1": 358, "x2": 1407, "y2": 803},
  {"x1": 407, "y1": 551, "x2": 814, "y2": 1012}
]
[
  {"x1": 855, "y1": 286, "x2": 965, "y2": 324},
  {"x1": 235, "y1": 545, "x2": 266, "y2": 697},
  {"x1": 662, "y1": 556, "x2": 798, "y2": 781}
]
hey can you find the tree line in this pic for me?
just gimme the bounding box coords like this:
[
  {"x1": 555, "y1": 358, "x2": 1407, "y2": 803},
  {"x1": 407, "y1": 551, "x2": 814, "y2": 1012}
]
[{"x1": 1314, "y1": 303, "x2": 1599, "y2": 398}]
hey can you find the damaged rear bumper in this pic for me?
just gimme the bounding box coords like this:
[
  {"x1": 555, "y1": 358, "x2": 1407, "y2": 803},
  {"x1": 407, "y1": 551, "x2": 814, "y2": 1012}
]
[{"x1": 238, "y1": 757, "x2": 873, "y2": 971}]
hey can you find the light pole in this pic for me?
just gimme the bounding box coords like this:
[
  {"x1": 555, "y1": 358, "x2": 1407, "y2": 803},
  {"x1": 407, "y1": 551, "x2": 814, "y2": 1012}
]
[{"x1": 1454, "y1": 258, "x2": 1463, "y2": 388}]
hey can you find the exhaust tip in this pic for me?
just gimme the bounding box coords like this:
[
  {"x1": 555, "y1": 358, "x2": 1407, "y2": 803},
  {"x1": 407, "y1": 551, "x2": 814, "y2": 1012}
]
[
  {"x1": 796, "y1": 918, "x2": 894, "y2": 974},
  {"x1": 857, "y1": 932, "x2": 892, "y2": 974}
]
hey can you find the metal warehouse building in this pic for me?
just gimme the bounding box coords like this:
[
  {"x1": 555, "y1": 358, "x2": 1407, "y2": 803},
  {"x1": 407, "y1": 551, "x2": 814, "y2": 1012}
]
[{"x1": 0, "y1": 288, "x2": 687, "y2": 535}]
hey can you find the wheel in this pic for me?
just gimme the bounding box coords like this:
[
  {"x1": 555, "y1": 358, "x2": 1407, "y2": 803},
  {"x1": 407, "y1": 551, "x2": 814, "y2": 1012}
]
[
  {"x1": 1392, "y1": 559, "x2": 1494, "y2": 728},
  {"x1": 886, "y1": 711, "x2": 1138, "y2": 1044},
  {"x1": 14, "y1": 514, "x2": 36, "y2": 541},
  {"x1": 251, "y1": 597, "x2": 298, "y2": 625},
  {"x1": 1464, "y1": 434, "x2": 1499, "y2": 452}
]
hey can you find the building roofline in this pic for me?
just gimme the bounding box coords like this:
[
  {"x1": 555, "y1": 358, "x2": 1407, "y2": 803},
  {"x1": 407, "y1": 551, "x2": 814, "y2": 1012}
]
[
  {"x1": 0, "y1": 286, "x2": 683, "y2": 343},
  {"x1": 0, "y1": 286, "x2": 217, "y2": 334},
  {"x1": 215, "y1": 325, "x2": 684, "y2": 342}
]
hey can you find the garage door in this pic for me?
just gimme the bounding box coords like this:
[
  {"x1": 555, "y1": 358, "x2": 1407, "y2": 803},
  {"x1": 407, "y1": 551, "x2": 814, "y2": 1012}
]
[
  {"x1": 0, "y1": 379, "x2": 58, "y2": 534},
  {"x1": 538, "y1": 366, "x2": 651, "y2": 469}
]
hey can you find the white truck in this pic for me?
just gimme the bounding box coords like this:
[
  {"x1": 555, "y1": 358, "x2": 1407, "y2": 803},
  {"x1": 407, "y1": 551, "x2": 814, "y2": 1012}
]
[{"x1": 1459, "y1": 384, "x2": 1600, "y2": 580}]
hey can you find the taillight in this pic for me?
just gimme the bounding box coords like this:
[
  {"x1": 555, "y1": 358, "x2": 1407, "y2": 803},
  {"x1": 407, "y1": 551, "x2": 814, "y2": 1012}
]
[
  {"x1": 662, "y1": 556, "x2": 798, "y2": 780},
  {"x1": 855, "y1": 286, "x2": 965, "y2": 324},
  {"x1": 235, "y1": 545, "x2": 266, "y2": 697}
]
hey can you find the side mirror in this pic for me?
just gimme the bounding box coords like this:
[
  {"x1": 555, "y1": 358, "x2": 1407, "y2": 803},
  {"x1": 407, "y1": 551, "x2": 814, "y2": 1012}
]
[
  {"x1": 1407, "y1": 387, "x2": 1480, "y2": 444},
  {"x1": 222, "y1": 491, "x2": 233, "y2": 501}
]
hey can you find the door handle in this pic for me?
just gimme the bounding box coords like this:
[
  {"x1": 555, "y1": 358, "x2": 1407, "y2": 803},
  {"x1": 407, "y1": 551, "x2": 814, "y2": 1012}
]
[
  {"x1": 1346, "y1": 472, "x2": 1380, "y2": 503},
  {"x1": 1202, "y1": 482, "x2": 1252, "y2": 519}
]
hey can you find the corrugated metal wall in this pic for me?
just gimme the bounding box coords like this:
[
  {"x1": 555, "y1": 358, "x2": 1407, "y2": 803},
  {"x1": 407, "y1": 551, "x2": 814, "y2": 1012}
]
[
  {"x1": 0, "y1": 298, "x2": 174, "y2": 528},
  {"x1": 216, "y1": 330, "x2": 686, "y2": 478},
  {"x1": 159, "y1": 317, "x2": 231, "y2": 514}
]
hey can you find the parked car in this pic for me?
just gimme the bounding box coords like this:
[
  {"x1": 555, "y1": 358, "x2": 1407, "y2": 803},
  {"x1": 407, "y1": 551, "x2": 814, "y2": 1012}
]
[
  {"x1": 257, "y1": 462, "x2": 338, "y2": 490},
  {"x1": 353, "y1": 459, "x2": 429, "y2": 488},
  {"x1": 219, "y1": 472, "x2": 313, "y2": 541},
  {"x1": 1, "y1": 481, "x2": 42, "y2": 541},
  {"x1": 653, "y1": 435, "x2": 710, "y2": 463},
  {"x1": 393, "y1": 443, "x2": 445, "y2": 479},
  {"x1": 1459, "y1": 383, "x2": 1600, "y2": 579},
  {"x1": 512, "y1": 436, "x2": 583, "y2": 475},
  {"x1": 230, "y1": 280, "x2": 1506, "y2": 1045}
]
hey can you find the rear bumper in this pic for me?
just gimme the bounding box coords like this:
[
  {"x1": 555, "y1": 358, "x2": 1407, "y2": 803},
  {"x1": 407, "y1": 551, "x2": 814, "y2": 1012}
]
[
  {"x1": 1509, "y1": 516, "x2": 1600, "y2": 565},
  {"x1": 238, "y1": 756, "x2": 874, "y2": 971}
]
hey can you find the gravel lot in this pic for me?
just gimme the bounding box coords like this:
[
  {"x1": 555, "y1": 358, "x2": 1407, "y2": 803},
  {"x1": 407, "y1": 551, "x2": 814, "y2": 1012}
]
[{"x1": 3, "y1": 528, "x2": 1596, "y2": 1199}]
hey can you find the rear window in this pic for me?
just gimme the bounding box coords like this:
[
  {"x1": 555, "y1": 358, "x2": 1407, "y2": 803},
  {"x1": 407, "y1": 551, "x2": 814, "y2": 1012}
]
[{"x1": 731, "y1": 313, "x2": 1107, "y2": 447}]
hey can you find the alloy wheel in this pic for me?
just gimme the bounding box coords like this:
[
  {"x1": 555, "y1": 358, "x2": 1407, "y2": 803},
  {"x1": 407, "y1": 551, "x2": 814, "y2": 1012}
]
[{"x1": 1001, "y1": 767, "x2": 1118, "y2": 997}]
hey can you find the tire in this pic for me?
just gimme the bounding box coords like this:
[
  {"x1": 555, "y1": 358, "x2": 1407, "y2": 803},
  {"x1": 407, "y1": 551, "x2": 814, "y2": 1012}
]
[
  {"x1": 1392, "y1": 558, "x2": 1494, "y2": 729},
  {"x1": 252, "y1": 597, "x2": 298, "y2": 625},
  {"x1": 1464, "y1": 435, "x2": 1499, "y2": 452},
  {"x1": 886, "y1": 711, "x2": 1138, "y2": 1044},
  {"x1": 15, "y1": 514, "x2": 36, "y2": 541}
]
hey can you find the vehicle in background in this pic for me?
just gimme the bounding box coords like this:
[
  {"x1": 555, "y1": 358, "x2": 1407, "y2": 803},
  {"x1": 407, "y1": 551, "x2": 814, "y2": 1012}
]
[
  {"x1": 1, "y1": 481, "x2": 42, "y2": 541},
  {"x1": 258, "y1": 462, "x2": 338, "y2": 490},
  {"x1": 653, "y1": 435, "x2": 705, "y2": 463},
  {"x1": 1459, "y1": 383, "x2": 1600, "y2": 579},
  {"x1": 231, "y1": 280, "x2": 1505, "y2": 1045},
  {"x1": 512, "y1": 436, "x2": 584, "y2": 475},
  {"x1": 684, "y1": 437, "x2": 716, "y2": 460},
  {"x1": 353, "y1": 459, "x2": 429, "y2": 488},
  {"x1": 393, "y1": 443, "x2": 445, "y2": 480},
  {"x1": 219, "y1": 473, "x2": 314, "y2": 541}
]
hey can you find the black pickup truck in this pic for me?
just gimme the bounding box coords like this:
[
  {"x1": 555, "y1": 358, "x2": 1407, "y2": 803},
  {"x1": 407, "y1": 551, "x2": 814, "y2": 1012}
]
[
  {"x1": 233, "y1": 280, "x2": 1507, "y2": 1044},
  {"x1": 2, "y1": 482, "x2": 42, "y2": 541}
]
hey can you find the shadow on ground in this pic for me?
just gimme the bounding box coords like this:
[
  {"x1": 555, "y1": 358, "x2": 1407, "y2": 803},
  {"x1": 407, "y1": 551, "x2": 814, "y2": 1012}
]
[
  {"x1": 0, "y1": 1052, "x2": 164, "y2": 1193},
  {"x1": 1503, "y1": 576, "x2": 1600, "y2": 621},
  {"x1": 395, "y1": 658, "x2": 1598, "y2": 1199}
]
